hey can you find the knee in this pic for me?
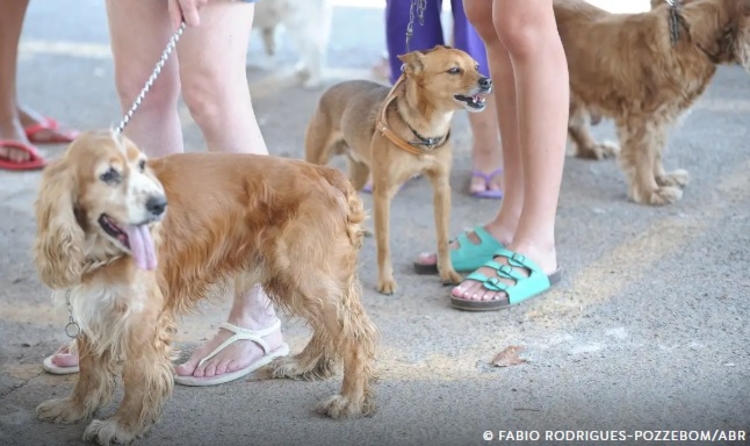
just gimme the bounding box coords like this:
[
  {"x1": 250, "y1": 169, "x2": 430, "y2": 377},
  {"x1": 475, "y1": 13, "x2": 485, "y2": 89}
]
[
  {"x1": 180, "y1": 66, "x2": 227, "y2": 131},
  {"x1": 463, "y1": 1, "x2": 498, "y2": 45},
  {"x1": 114, "y1": 63, "x2": 179, "y2": 115},
  {"x1": 492, "y1": 12, "x2": 552, "y2": 59}
]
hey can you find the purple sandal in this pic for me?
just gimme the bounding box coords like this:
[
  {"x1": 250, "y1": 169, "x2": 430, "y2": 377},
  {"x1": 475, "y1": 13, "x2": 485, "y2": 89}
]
[{"x1": 470, "y1": 169, "x2": 503, "y2": 199}]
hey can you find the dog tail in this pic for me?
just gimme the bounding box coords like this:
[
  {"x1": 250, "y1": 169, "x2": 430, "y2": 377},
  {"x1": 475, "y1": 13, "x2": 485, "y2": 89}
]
[{"x1": 319, "y1": 166, "x2": 366, "y2": 248}]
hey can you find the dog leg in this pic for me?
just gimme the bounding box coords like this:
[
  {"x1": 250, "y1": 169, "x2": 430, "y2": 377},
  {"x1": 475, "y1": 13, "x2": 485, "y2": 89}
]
[
  {"x1": 261, "y1": 27, "x2": 276, "y2": 57},
  {"x1": 308, "y1": 275, "x2": 377, "y2": 419},
  {"x1": 314, "y1": 299, "x2": 378, "y2": 419},
  {"x1": 372, "y1": 177, "x2": 400, "y2": 295},
  {"x1": 272, "y1": 176, "x2": 375, "y2": 416},
  {"x1": 653, "y1": 135, "x2": 690, "y2": 188},
  {"x1": 348, "y1": 158, "x2": 371, "y2": 192},
  {"x1": 37, "y1": 336, "x2": 116, "y2": 425},
  {"x1": 426, "y1": 169, "x2": 462, "y2": 285},
  {"x1": 304, "y1": 115, "x2": 337, "y2": 167},
  {"x1": 568, "y1": 99, "x2": 618, "y2": 160},
  {"x1": 83, "y1": 324, "x2": 173, "y2": 446},
  {"x1": 618, "y1": 121, "x2": 682, "y2": 205},
  {"x1": 287, "y1": 15, "x2": 328, "y2": 89},
  {"x1": 272, "y1": 329, "x2": 337, "y2": 381}
]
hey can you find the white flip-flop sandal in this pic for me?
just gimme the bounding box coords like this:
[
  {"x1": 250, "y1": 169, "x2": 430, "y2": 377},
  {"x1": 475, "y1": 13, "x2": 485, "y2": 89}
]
[
  {"x1": 173, "y1": 320, "x2": 289, "y2": 387},
  {"x1": 42, "y1": 343, "x2": 80, "y2": 375}
]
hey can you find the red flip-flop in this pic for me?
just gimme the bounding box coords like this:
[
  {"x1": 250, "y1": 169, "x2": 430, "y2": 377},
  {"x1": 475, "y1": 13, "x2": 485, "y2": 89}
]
[
  {"x1": 24, "y1": 117, "x2": 79, "y2": 144},
  {"x1": 0, "y1": 140, "x2": 47, "y2": 171}
]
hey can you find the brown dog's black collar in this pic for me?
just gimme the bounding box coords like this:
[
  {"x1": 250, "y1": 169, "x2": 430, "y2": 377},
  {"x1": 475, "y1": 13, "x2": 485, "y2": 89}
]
[
  {"x1": 409, "y1": 126, "x2": 450, "y2": 149},
  {"x1": 376, "y1": 74, "x2": 449, "y2": 156}
]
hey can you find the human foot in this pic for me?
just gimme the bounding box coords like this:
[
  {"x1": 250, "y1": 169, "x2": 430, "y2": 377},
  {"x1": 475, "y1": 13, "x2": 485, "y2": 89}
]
[
  {"x1": 413, "y1": 225, "x2": 507, "y2": 274},
  {"x1": 469, "y1": 168, "x2": 504, "y2": 198},
  {"x1": 43, "y1": 342, "x2": 80, "y2": 375},
  {"x1": 173, "y1": 318, "x2": 288, "y2": 386},
  {"x1": 449, "y1": 244, "x2": 562, "y2": 311},
  {"x1": 0, "y1": 112, "x2": 38, "y2": 165},
  {"x1": 18, "y1": 106, "x2": 78, "y2": 144}
]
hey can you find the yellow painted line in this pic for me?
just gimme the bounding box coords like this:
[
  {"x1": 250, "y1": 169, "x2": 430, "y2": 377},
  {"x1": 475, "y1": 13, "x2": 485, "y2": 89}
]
[
  {"x1": 528, "y1": 158, "x2": 750, "y2": 328},
  {"x1": 19, "y1": 40, "x2": 112, "y2": 59}
]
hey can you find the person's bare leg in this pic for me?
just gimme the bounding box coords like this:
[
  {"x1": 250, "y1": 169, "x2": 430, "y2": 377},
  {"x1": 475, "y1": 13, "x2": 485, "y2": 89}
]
[
  {"x1": 177, "y1": 1, "x2": 267, "y2": 155},
  {"x1": 105, "y1": 0, "x2": 183, "y2": 156},
  {"x1": 452, "y1": 0, "x2": 568, "y2": 302},
  {"x1": 16, "y1": 104, "x2": 78, "y2": 143},
  {"x1": 414, "y1": 0, "x2": 520, "y2": 268},
  {"x1": 0, "y1": 0, "x2": 33, "y2": 163},
  {"x1": 169, "y1": 1, "x2": 281, "y2": 378},
  {"x1": 468, "y1": 97, "x2": 504, "y2": 195}
]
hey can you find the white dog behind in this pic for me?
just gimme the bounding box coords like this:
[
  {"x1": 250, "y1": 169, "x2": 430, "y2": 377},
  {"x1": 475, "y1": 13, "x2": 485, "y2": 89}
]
[{"x1": 253, "y1": 0, "x2": 332, "y2": 89}]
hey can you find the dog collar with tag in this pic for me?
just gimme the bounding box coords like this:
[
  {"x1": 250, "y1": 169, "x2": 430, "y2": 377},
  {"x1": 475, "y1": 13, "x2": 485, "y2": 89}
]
[{"x1": 376, "y1": 74, "x2": 450, "y2": 156}]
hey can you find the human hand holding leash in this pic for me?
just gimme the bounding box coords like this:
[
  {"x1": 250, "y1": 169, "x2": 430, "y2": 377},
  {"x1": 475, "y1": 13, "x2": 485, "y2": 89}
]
[{"x1": 168, "y1": 0, "x2": 208, "y2": 29}]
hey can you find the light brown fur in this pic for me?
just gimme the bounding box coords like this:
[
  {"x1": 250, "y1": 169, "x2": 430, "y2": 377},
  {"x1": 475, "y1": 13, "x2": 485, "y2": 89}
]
[
  {"x1": 304, "y1": 46, "x2": 492, "y2": 294},
  {"x1": 556, "y1": 0, "x2": 750, "y2": 204},
  {"x1": 33, "y1": 131, "x2": 378, "y2": 445}
]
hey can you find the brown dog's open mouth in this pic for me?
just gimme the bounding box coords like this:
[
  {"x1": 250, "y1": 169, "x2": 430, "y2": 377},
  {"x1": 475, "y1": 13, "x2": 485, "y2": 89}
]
[
  {"x1": 99, "y1": 214, "x2": 130, "y2": 249},
  {"x1": 98, "y1": 214, "x2": 159, "y2": 271},
  {"x1": 454, "y1": 94, "x2": 487, "y2": 111}
]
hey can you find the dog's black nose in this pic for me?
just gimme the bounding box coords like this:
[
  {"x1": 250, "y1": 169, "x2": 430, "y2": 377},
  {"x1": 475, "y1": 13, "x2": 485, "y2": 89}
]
[
  {"x1": 146, "y1": 195, "x2": 168, "y2": 217},
  {"x1": 479, "y1": 77, "x2": 492, "y2": 90}
]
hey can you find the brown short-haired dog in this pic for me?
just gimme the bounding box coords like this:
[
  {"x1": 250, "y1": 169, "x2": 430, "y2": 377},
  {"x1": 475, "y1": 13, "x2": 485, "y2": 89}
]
[
  {"x1": 557, "y1": 0, "x2": 750, "y2": 205},
  {"x1": 33, "y1": 131, "x2": 378, "y2": 445},
  {"x1": 305, "y1": 46, "x2": 492, "y2": 294}
]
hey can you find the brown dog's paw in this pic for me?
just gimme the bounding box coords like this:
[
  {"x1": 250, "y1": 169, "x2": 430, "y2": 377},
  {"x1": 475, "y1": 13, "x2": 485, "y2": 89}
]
[
  {"x1": 36, "y1": 398, "x2": 91, "y2": 424},
  {"x1": 631, "y1": 185, "x2": 683, "y2": 206},
  {"x1": 315, "y1": 394, "x2": 377, "y2": 419},
  {"x1": 83, "y1": 418, "x2": 139, "y2": 446},
  {"x1": 576, "y1": 141, "x2": 619, "y2": 160},
  {"x1": 271, "y1": 356, "x2": 336, "y2": 381},
  {"x1": 377, "y1": 277, "x2": 397, "y2": 295},
  {"x1": 440, "y1": 269, "x2": 463, "y2": 286},
  {"x1": 656, "y1": 169, "x2": 690, "y2": 188},
  {"x1": 36, "y1": 398, "x2": 93, "y2": 424}
]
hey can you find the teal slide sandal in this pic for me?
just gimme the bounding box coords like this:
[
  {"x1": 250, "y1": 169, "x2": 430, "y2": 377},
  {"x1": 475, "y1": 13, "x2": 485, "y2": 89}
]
[
  {"x1": 413, "y1": 225, "x2": 504, "y2": 275},
  {"x1": 450, "y1": 247, "x2": 562, "y2": 312}
]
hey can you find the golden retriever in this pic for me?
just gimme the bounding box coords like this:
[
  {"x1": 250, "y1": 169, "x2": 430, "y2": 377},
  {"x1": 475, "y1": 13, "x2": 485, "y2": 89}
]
[
  {"x1": 556, "y1": 0, "x2": 750, "y2": 205},
  {"x1": 304, "y1": 46, "x2": 492, "y2": 294},
  {"x1": 33, "y1": 130, "x2": 377, "y2": 445}
]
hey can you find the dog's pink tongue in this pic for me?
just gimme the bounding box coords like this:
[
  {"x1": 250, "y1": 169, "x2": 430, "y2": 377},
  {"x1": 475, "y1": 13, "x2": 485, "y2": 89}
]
[{"x1": 125, "y1": 225, "x2": 157, "y2": 271}]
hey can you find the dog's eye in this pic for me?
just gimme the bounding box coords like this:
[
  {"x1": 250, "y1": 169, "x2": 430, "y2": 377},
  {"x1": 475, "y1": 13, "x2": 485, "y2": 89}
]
[
  {"x1": 138, "y1": 159, "x2": 146, "y2": 172},
  {"x1": 99, "y1": 168, "x2": 121, "y2": 185},
  {"x1": 447, "y1": 67, "x2": 462, "y2": 75}
]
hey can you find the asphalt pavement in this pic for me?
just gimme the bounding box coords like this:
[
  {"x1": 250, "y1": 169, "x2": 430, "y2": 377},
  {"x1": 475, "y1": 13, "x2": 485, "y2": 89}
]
[{"x1": 0, "y1": 1, "x2": 748, "y2": 445}]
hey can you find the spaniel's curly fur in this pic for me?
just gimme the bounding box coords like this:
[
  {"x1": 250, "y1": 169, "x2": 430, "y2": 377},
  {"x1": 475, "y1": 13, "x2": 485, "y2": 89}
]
[
  {"x1": 557, "y1": 0, "x2": 750, "y2": 204},
  {"x1": 33, "y1": 130, "x2": 377, "y2": 445}
]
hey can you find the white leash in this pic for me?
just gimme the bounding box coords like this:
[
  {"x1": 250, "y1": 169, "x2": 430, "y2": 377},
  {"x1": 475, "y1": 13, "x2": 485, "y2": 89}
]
[{"x1": 114, "y1": 22, "x2": 187, "y2": 134}]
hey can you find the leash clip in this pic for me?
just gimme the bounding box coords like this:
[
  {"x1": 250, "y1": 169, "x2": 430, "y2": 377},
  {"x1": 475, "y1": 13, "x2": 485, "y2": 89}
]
[{"x1": 64, "y1": 289, "x2": 80, "y2": 338}]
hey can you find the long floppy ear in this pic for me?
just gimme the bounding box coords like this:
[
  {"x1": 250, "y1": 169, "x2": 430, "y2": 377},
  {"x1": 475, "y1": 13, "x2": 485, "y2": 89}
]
[{"x1": 33, "y1": 158, "x2": 86, "y2": 289}]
